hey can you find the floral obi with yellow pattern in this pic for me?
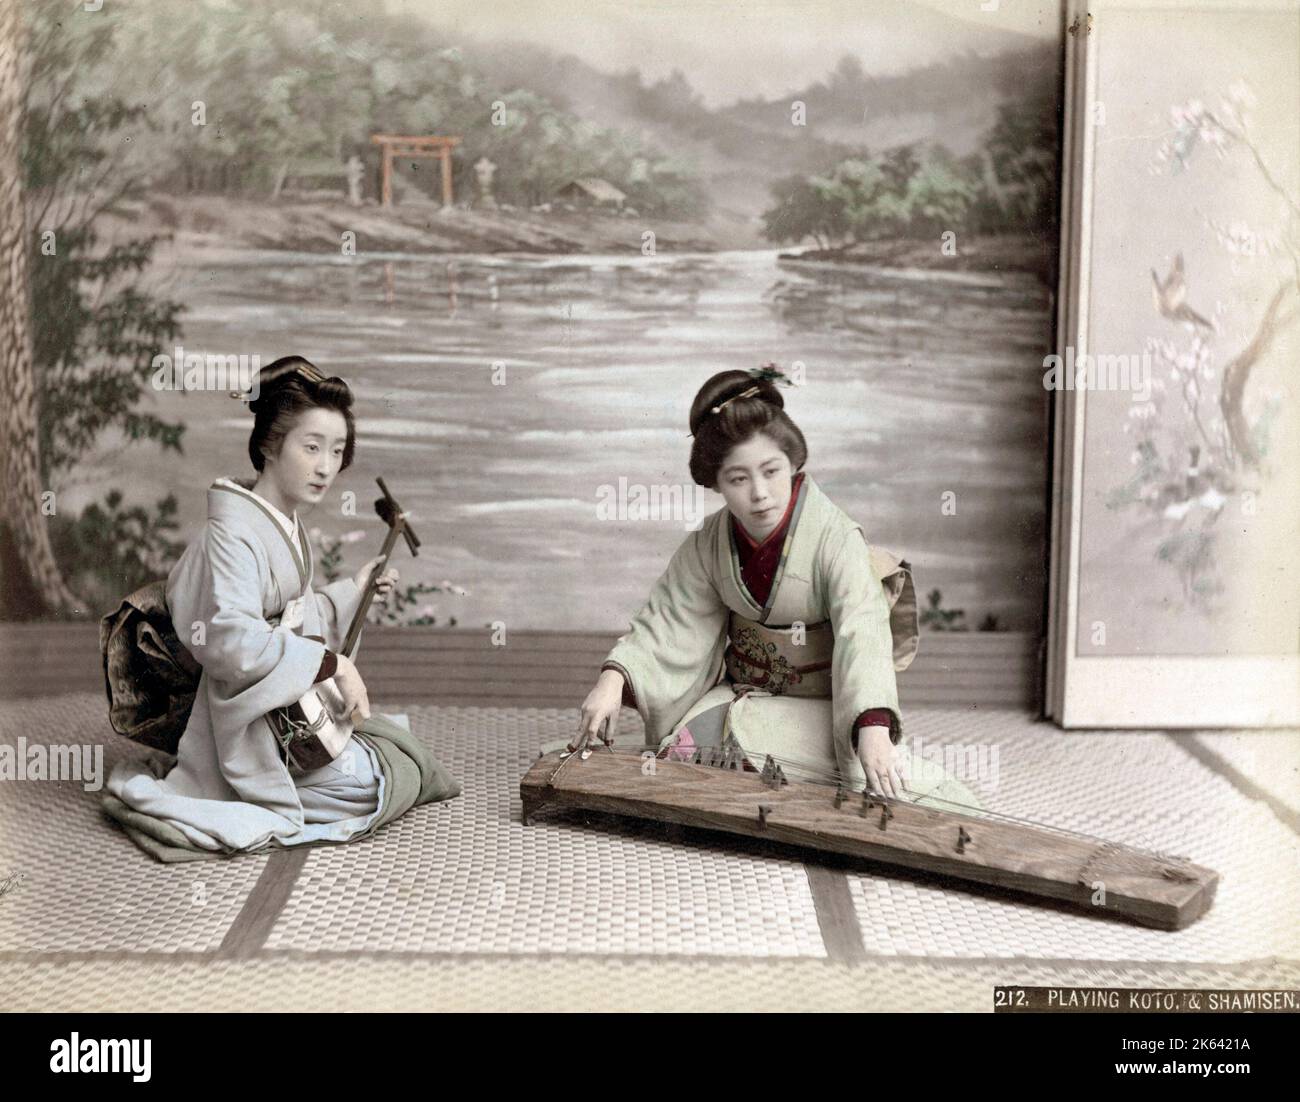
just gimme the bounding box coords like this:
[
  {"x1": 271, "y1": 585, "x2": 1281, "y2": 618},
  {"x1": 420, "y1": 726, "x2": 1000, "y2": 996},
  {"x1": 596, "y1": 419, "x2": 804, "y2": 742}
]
[{"x1": 723, "y1": 612, "x2": 833, "y2": 697}]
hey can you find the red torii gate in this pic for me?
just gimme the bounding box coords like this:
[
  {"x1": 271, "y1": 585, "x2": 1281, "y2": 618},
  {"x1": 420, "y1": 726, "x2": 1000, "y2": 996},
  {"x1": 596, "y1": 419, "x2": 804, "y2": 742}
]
[{"x1": 370, "y1": 134, "x2": 462, "y2": 208}]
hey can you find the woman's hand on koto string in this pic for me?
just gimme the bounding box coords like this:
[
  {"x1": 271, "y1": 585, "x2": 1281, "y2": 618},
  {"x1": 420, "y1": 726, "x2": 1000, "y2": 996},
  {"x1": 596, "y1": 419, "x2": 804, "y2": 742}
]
[
  {"x1": 571, "y1": 668, "x2": 624, "y2": 752},
  {"x1": 858, "y1": 725, "x2": 908, "y2": 800}
]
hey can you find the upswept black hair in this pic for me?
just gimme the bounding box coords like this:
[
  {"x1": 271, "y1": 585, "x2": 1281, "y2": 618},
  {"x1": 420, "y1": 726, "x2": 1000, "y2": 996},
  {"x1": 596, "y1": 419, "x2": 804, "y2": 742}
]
[
  {"x1": 687, "y1": 370, "x2": 807, "y2": 487},
  {"x1": 246, "y1": 356, "x2": 356, "y2": 472}
]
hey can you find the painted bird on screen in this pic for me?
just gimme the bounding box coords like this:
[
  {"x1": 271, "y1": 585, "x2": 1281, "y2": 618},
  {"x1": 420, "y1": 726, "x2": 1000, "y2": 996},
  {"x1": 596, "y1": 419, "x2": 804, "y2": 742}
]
[{"x1": 1151, "y1": 252, "x2": 1215, "y2": 331}]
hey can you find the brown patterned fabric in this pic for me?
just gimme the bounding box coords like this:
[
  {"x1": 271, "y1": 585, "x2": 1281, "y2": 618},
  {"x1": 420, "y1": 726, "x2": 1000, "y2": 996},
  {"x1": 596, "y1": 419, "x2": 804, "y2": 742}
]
[
  {"x1": 724, "y1": 614, "x2": 834, "y2": 697},
  {"x1": 99, "y1": 580, "x2": 200, "y2": 753}
]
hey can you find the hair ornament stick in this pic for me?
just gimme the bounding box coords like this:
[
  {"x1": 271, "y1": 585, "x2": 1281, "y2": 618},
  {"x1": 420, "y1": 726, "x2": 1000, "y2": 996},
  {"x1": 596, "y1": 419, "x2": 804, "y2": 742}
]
[
  {"x1": 231, "y1": 358, "x2": 326, "y2": 404},
  {"x1": 704, "y1": 364, "x2": 793, "y2": 419},
  {"x1": 708, "y1": 385, "x2": 760, "y2": 416}
]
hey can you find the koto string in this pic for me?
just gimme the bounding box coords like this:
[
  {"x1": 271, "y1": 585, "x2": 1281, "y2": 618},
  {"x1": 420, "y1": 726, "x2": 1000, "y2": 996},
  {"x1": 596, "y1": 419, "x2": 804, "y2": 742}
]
[{"x1": 560, "y1": 740, "x2": 1194, "y2": 866}]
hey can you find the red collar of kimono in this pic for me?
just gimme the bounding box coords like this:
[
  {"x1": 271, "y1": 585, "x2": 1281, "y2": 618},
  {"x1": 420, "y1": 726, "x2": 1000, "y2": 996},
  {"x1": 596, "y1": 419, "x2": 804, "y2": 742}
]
[{"x1": 732, "y1": 471, "x2": 806, "y2": 607}]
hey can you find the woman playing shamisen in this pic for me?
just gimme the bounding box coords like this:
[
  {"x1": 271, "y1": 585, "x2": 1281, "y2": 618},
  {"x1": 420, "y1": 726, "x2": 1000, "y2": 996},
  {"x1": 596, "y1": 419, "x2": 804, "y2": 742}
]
[{"x1": 104, "y1": 357, "x2": 459, "y2": 859}]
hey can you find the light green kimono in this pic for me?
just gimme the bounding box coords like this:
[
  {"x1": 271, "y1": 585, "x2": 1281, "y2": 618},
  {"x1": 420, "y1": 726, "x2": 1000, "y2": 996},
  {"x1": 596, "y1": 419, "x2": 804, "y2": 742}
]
[{"x1": 605, "y1": 473, "x2": 978, "y2": 807}]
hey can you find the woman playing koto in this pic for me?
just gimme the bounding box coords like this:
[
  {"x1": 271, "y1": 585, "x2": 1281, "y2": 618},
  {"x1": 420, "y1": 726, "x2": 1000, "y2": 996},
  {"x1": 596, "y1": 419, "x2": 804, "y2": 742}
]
[
  {"x1": 575, "y1": 367, "x2": 977, "y2": 807},
  {"x1": 104, "y1": 357, "x2": 458, "y2": 860}
]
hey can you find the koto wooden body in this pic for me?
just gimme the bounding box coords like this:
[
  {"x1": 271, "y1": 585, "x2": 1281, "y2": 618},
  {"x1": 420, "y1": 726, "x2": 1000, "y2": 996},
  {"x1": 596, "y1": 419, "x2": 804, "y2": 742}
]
[{"x1": 520, "y1": 750, "x2": 1219, "y2": 930}]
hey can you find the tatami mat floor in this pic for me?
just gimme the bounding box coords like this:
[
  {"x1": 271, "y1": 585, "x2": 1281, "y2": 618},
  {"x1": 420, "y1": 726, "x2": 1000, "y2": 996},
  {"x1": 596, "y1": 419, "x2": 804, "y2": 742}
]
[{"x1": 1, "y1": 693, "x2": 1297, "y2": 1011}]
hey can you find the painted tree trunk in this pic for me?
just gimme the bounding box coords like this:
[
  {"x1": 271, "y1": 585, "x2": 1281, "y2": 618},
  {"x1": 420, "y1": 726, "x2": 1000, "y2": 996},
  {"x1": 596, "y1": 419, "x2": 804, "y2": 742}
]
[{"x1": 0, "y1": 3, "x2": 81, "y2": 617}]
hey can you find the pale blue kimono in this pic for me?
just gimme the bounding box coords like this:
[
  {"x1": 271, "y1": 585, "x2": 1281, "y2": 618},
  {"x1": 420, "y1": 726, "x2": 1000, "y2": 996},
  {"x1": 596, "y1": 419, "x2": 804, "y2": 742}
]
[{"x1": 105, "y1": 478, "x2": 386, "y2": 852}]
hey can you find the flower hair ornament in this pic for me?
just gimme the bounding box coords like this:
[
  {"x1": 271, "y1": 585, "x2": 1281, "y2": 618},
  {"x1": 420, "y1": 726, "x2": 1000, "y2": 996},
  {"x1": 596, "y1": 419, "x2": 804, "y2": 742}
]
[
  {"x1": 749, "y1": 362, "x2": 793, "y2": 387},
  {"x1": 708, "y1": 363, "x2": 794, "y2": 416}
]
